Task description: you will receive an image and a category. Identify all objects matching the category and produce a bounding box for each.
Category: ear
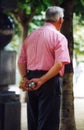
[59,17,62,24]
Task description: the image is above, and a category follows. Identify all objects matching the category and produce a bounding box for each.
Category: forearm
[40,62,64,84]
[18,63,27,78]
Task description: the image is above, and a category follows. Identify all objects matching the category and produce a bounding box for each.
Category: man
[18,6,70,130]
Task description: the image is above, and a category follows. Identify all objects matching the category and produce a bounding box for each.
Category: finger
[28,87,34,91]
[22,87,28,91]
[29,85,40,91]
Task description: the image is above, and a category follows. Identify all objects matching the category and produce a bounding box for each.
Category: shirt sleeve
[54,35,70,64]
[18,41,27,64]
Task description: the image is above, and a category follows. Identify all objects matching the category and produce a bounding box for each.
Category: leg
[37,76,61,130]
[27,71,61,130]
[27,91,38,130]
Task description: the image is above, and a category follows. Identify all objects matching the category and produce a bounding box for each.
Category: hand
[28,78,43,91]
[19,77,44,91]
[19,77,29,91]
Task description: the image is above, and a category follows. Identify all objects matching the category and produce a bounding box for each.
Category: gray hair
[45,6,64,22]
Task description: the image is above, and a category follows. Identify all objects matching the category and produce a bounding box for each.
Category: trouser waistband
[27,70,60,77]
[27,70,48,74]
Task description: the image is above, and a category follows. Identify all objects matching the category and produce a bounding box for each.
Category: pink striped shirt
[18,23,70,76]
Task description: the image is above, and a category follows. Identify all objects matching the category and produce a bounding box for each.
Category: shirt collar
[44,22,57,30]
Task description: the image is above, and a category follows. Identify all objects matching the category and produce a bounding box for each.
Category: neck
[51,22,61,30]
[50,18,63,31]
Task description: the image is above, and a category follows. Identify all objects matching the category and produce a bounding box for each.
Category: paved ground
[74,98,84,130]
[21,97,84,130]
[21,103,27,130]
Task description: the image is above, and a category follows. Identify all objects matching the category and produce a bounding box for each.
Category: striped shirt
[18,22,70,76]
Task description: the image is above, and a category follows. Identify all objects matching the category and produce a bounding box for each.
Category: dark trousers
[27,70,62,130]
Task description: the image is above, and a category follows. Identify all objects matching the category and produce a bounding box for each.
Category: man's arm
[18,63,27,78]
[18,63,29,91]
[29,62,64,91]
[40,62,64,84]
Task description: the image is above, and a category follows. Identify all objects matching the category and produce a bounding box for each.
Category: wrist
[39,76,47,85]
[22,74,28,80]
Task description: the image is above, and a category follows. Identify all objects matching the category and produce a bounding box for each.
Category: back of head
[45,6,64,22]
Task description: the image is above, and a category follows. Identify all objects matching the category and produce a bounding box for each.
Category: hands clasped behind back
[19,77,43,91]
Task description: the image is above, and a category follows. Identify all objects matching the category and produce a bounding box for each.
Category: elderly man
[18,6,70,130]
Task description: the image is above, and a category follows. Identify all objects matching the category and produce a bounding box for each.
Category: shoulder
[56,31,67,43]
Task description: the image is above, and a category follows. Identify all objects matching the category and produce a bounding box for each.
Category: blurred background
[0,0,84,130]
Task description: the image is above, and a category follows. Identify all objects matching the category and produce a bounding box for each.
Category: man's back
[24,23,65,70]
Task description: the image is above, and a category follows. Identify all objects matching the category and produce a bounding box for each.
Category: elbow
[58,62,64,70]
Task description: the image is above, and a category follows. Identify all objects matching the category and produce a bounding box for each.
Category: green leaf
[80,0,84,5]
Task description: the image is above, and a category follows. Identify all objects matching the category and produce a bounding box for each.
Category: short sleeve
[54,35,70,64]
[18,41,27,64]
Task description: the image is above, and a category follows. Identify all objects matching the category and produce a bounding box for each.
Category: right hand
[19,77,29,91]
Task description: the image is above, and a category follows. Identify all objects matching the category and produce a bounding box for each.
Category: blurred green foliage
[73,14,84,62]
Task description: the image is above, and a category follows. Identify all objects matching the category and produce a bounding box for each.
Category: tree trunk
[60,74,76,130]
[60,0,76,130]
[23,25,28,40]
